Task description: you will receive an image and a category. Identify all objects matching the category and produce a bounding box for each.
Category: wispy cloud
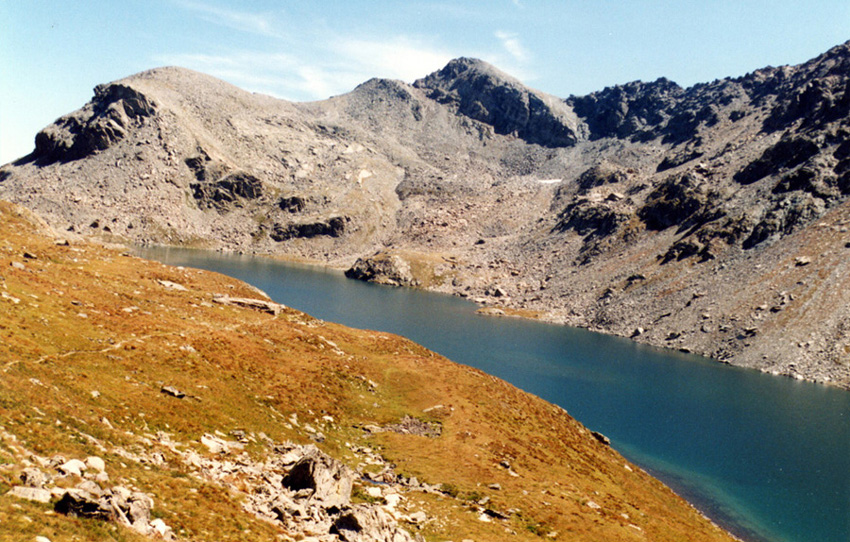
[331,36,455,83]
[159,1,534,101]
[495,30,530,64]
[155,35,456,101]
[174,1,277,37]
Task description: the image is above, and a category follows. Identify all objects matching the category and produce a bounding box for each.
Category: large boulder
[331,505,417,542]
[54,485,171,538]
[345,253,417,287]
[281,446,353,508]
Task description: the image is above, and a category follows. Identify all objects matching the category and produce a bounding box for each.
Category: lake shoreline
[137,241,850,392]
[135,244,850,542]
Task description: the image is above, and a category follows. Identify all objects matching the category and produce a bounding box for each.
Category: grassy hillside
[0,200,735,541]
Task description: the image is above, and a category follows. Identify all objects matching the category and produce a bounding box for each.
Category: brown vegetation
[0,200,734,541]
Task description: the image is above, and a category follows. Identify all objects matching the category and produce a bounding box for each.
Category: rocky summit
[4,41,850,387]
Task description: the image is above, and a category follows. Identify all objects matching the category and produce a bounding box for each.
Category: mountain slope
[3,42,850,386]
[0,200,735,541]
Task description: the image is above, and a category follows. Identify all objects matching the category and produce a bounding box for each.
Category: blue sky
[2,1,849,164]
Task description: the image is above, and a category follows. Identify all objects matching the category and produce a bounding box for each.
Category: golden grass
[0,201,735,541]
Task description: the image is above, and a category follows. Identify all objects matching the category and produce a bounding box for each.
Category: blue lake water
[138,246,850,542]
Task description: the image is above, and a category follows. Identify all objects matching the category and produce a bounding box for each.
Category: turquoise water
[138,247,850,542]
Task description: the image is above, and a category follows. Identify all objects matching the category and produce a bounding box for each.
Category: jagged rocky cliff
[3,41,850,387]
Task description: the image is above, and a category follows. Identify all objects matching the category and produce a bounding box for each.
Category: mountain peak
[414,57,584,147]
[424,57,516,84]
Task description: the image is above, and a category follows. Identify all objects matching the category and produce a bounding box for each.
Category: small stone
[10,262,25,270]
[407,511,427,524]
[85,456,106,472]
[591,431,611,445]
[384,493,402,508]
[200,434,227,454]
[8,486,51,503]
[150,518,173,538]
[157,279,188,291]
[491,286,507,297]
[75,480,103,497]
[36,537,52,542]
[58,459,87,477]
[20,468,49,488]
[160,386,185,399]
[794,256,811,266]
[365,486,382,498]
[488,483,501,490]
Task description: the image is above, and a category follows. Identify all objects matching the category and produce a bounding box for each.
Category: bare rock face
[568,77,684,142]
[638,172,719,231]
[734,136,821,186]
[413,57,585,147]
[31,83,156,165]
[271,216,348,242]
[8,486,52,503]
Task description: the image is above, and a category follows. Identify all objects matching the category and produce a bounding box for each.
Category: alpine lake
[138,246,850,542]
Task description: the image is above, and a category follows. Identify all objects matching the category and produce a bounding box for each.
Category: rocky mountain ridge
[3,41,850,387]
